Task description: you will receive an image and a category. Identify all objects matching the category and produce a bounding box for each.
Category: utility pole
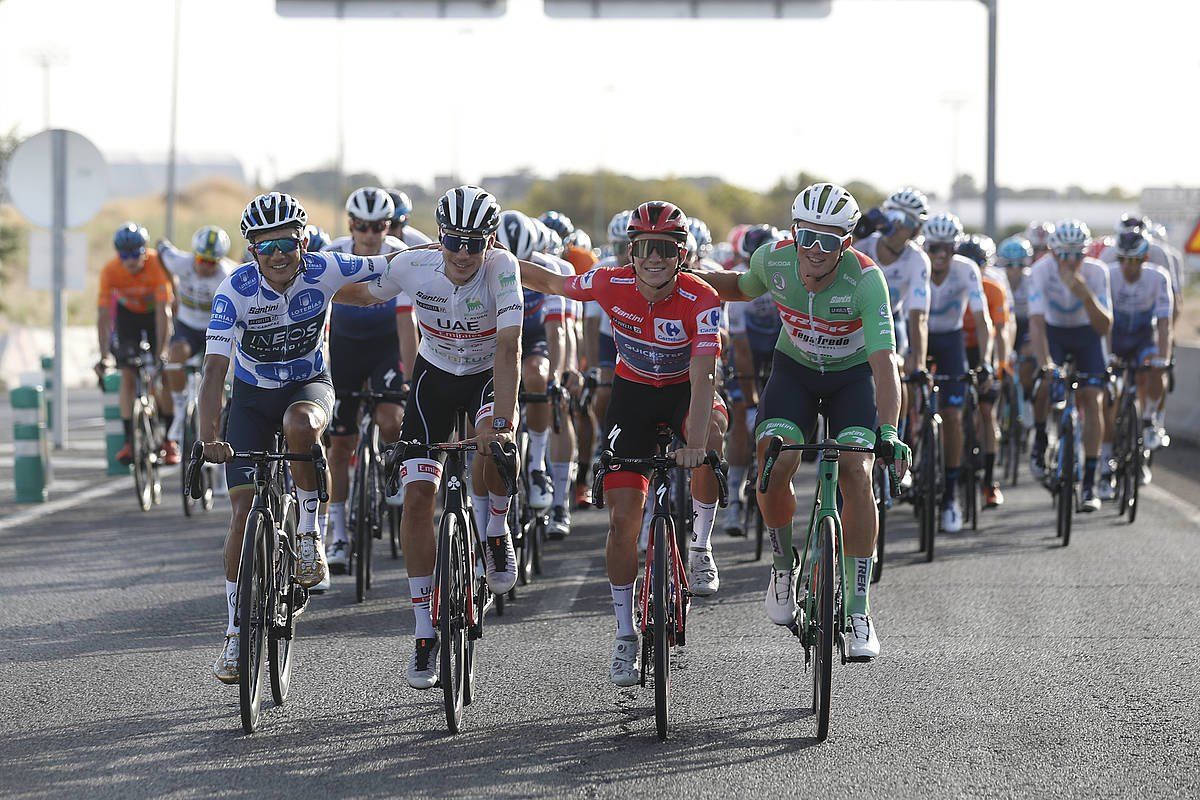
[164,0,182,240]
[982,0,998,236]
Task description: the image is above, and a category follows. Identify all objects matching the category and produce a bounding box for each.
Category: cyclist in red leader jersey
[521,201,728,688]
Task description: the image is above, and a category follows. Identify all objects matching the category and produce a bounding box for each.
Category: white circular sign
[3,129,109,228]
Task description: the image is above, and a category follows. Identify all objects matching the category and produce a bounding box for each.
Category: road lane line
[1142,483,1200,527]
[0,466,178,531]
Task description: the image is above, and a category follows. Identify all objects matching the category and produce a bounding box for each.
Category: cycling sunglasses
[118,247,145,260]
[880,209,918,235]
[250,237,303,256]
[351,220,389,234]
[631,239,682,260]
[792,226,849,254]
[196,255,220,266]
[925,242,955,256]
[441,232,489,254]
[1054,249,1084,261]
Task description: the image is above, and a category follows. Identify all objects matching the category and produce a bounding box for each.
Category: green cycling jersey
[736,239,896,372]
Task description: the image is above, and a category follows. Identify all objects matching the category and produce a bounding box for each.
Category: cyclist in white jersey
[923,213,989,533]
[998,236,1038,401]
[320,187,416,584]
[387,189,434,246]
[1027,219,1112,511]
[1098,230,1173,495]
[203,192,391,684]
[1100,215,1182,319]
[157,226,235,464]
[333,185,522,690]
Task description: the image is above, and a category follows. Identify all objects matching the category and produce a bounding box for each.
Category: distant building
[104,154,246,198]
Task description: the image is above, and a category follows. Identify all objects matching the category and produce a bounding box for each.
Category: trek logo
[855,558,869,596]
[655,318,686,343]
[696,308,722,336]
[288,289,325,320]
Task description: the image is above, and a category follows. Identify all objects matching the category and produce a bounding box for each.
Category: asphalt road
[1,410,1198,799]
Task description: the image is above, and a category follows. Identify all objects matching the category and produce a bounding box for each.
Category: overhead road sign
[277,0,505,16]
[3,129,108,229]
[544,0,831,17]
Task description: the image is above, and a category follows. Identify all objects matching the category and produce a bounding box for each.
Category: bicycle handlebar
[384,438,519,497]
[757,435,900,497]
[186,441,329,502]
[590,449,727,510]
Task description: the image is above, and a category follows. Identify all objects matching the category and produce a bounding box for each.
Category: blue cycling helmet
[113,222,149,252]
[539,210,574,240]
[996,236,1033,267]
[304,224,332,252]
[387,190,413,223]
[1115,230,1150,259]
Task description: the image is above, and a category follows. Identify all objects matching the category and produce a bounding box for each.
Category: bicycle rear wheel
[181,402,198,516]
[389,506,401,559]
[921,421,939,563]
[132,398,153,511]
[238,509,271,733]
[1127,421,1142,525]
[354,445,373,603]
[437,511,469,733]
[812,515,836,742]
[1057,420,1075,547]
[872,466,886,584]
[269,500,298,706]
[651,514,673,741]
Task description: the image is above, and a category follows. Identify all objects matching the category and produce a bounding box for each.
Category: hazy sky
[0,0,1193,196]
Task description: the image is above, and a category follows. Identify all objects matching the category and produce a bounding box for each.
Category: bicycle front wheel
[437,511,469,733]
[872,468,886,584]
[812,515,836,742]
[354,445,373,603]
[238,509,271,733]
[132,398,153,511]
[1127,422,1142,525]
[1057,423,1075,547]
[651,513,673,741]
[269,499,298,706]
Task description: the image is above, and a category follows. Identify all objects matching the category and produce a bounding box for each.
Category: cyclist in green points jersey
[697,183,910,660]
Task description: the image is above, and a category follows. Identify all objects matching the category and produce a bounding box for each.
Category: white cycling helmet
[791,183,861,233]
[345,186,394,222]
[531,218,552,253]
[882,187,930,224]
[1049,218,1090,250]
[436,184,501,234]
[545,228,564,257]
[240,192,307,239]
[191,225,231,260]
[608,210,634,244]
[565,228,592,252]
[497,210,537,261]
[923,212,964,244]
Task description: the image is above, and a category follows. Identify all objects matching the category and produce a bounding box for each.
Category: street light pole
[983,0,997,236]
[165,0,182,240]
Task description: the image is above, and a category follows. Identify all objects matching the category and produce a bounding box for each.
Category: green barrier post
[102,372,129,476]
[12,384,47,503]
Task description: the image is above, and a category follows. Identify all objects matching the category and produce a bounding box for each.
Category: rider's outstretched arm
[519,260,568,296]
[694,270,752,302]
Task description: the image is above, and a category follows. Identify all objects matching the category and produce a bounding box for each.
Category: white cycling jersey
[368,247,523,376]
[206,252,387,389]
[927,255,985,334]
[584,255,619,337]
[855,234,931,317]
[158,242,234,331]
[1027,254,1111,328]
[1107,261,1172,334]
[1100,239,1182,299]
[529,251,578,321]
[399,226,433,247]
[984,266,1014,315]
[1006,267,1033,320]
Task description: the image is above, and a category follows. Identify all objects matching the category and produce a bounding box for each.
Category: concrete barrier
[0,326,98,391]
[1167,344,1200,445]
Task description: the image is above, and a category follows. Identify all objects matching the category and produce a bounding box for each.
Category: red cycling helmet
[627,201,689,242]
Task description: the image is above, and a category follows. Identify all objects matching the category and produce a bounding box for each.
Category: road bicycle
[187,437,328,734]
[903,372,943,563]
[173,355,216,517]
[115,336,163,512]
[592,427,727,741]
[1110,360,1149,524]
[758,434,898,742]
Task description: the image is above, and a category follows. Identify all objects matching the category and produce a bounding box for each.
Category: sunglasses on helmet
[250,237,302,256]
[440,232,489,254]
[351,219,389,234]
[631,239,683,260]
[792,226,849,254]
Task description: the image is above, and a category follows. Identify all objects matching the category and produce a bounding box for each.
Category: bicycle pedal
[292,585,310,616]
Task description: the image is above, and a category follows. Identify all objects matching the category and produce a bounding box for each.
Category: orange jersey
[964,274,1008,349]
[98,251,174,315]
[563,245,598,275]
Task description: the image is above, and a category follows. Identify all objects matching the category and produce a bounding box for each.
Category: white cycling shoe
[609,635,640,687]
[326,539,349,573]
[941,502,964,533]
[213,634,239,684]
[406,636,439,690]
[482,533,517,594]
[687,548,720,596]
[845,613,880,661]
[1097,474,1116,501]
[765,562,799,626]
[296,531,327,589]
[528,470,553,510]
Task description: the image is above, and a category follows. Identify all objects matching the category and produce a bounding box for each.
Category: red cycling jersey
[563,266,722,387]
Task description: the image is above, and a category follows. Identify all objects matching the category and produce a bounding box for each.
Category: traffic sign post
[2,128,109,451]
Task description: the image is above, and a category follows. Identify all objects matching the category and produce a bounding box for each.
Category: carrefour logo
[288,288,325,320]
[654,318,686,343]
[209,295,235,330]
[696,308,722,335]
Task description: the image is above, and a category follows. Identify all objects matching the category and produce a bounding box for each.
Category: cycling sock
[297,487,320,537]
[225,580,239,635]
[984,453,996,486]
[471,494,489,544]
[318,504,328,544]
[122,418,133,441]
[169,392,185,439]
[844,556,872,616]
[328,501,347,545]
[550,461,572,509]
[944,467,961,504]
[727,464,747,500]
[487,492,510,537]
[409,575,434,639]
[527,428,549,475]
[1100,442,1113,471]
[690,499,717,550]
[770,521,794,572]
[1083,457,1098,491]
[610,582,636,638]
